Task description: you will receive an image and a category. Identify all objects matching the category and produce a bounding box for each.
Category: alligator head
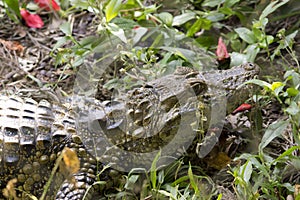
[82,63,259,170]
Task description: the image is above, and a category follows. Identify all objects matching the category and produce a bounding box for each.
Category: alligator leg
[53,135,98,200]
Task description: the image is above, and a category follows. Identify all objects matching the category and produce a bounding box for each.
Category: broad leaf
[172,12,196,26]
[107,23,127,43]
[224,0,241,7]
[285,101,300,116]
[202,0,224,7]
[259,120,289,151]
[105,0,122,22]
[230,52,248,66]
[112,17,139,29]
[187,18,203,37]
[60,22,72,36]
[4,0,20,18]
[244,79,272,91]
[235,27,256,44]
[287,87,299,97]
[157,12,173,26]
[245,44,259,62]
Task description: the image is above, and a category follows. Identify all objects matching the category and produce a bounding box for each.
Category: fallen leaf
[62,147,80,174]
[0,39,24,55]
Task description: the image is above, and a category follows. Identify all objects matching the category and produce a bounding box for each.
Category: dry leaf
[0,39,24,55]
[206,152,231,170]
[62,147,80,174]
[2,178,19,200]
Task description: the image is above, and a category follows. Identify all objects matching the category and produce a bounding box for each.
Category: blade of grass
[188,163,199,195]
[150,150,161,189]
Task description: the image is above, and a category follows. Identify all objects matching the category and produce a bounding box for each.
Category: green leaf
[112,17,139,29]
[188,164,199,195]
[224,0,241,7]
[150,150,161,189]
[287,87,299,97]
[284,70,300,86]
[105,0,122,22]
[252,28,264,41]
[133,27,148,44]
[171,175,189,186]
[271,81,285,96]
[244,79,272,91]
[69,0,90,9]
[60,22,72,36]
[240,160,252,182]
[219,7,234,16]
[124,174,139,190]
[144,4,157,14]
[107,23,127,43]
[4,0,20,18]
[157,12,173,26]
[234,27,256,44]
[202,0,224,7]
[169,185,179,199]
[172,12,196,26]
[205,12,225,22]
[230,52,248,66]
[157,190,172,198]
[271,30,298,60]
[245,44,260,62]
[52,36,69,51]
[259,120,289,151]
[271,82,285,91]
[285,101,300,115]
[159,46,198,62]
[274,146,300,164]
[248,156,269,176]
[258,35,274,48]
[157,170,165,185]
[259,0,289,21]
[284,30,298,49]
[187,18,201,36]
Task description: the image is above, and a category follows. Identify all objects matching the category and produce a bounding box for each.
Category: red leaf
[216,37,230,61]
[34,0,60,11]
[20,9,44,28]
[232,103,252,114]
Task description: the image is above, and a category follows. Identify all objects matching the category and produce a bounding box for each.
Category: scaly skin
[0,63,259,199]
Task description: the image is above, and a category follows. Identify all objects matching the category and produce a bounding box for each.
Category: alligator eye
[245,62,255,70]
[191,81,207,95]
[144,84,154,89]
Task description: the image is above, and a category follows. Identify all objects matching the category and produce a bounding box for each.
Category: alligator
[0,63,259,199]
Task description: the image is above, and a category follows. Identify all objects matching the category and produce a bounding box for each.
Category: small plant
[231,30,300,198]
[122,154,218,200]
